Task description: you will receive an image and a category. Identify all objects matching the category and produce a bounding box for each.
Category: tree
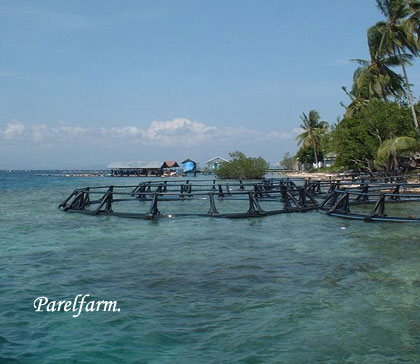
[279,152,295,170]
[351,24,409,102]
[215,151,268,179]
[295,145,323,166]
[296,110,329,167]
[332,99,416,170]
[375,0,420,131]
[406,0,420,38]
[377,136,419,170]
[341,85,370,118]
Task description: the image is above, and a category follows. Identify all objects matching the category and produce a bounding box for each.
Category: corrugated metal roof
[107,161,163,169]
[181,158,198,164]
[324,152,337,158]
[162,161,179,168]
[204,156,228,164]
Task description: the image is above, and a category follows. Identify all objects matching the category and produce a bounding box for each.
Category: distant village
[107,157,229,177]
[106,153,339,177]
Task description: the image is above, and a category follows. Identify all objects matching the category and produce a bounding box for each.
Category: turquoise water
[1,171,420,363]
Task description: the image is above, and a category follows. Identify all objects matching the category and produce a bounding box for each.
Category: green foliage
[296,110,329,166]
[279,152,295,170]
[215,151,268,179]
[375,0,419,57]
[296,145,324,165]
[377,136,419,170]
[350,24,408,102]
[378,136,419,159]
[340,0,420,131]
[331,100,416,170]
[294,0,420,172]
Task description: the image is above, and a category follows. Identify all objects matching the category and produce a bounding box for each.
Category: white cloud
[139,118,297,146]
[141,118,218,146]
[2,121,25,139]
[103,126,142,137]
[32,124,48,142]
[292,127,304,134]
[2,118,298,146]
[51,126,90,136]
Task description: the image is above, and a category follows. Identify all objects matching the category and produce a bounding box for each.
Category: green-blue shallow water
[1,171,420,363]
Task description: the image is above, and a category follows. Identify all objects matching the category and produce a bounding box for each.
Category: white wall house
[204,157,228,171]
[323,153,337,168]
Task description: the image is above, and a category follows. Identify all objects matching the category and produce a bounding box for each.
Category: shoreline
[281,171,420,183]
[280,171,339,180]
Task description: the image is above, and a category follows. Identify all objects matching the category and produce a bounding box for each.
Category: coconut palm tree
[377,135,419,170]
[296,110,329,167]
[375,0,420,131]
[341,85,370,118]
[406,0,420,37]
[351,24,409,102]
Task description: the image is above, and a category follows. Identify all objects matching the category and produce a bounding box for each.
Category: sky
[1,0,420,169]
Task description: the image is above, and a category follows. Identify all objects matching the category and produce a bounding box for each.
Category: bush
[215,151,268,179]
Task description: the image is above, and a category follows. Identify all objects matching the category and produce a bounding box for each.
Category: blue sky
[1,0,420,169]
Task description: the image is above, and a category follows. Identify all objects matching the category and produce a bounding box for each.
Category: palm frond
[378,136,419,159]
[350,59,370,66]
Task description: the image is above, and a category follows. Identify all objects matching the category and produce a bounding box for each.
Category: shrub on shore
[215,151,268,179]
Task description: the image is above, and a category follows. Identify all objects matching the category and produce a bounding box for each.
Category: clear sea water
[1,171,420,363]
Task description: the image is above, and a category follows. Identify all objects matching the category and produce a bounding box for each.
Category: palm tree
[350,24,409,102]
[406,0,420,36]
[296,110,329,167]
[341,85,370,118]
[377,135,419,170]
[375,0,420,131]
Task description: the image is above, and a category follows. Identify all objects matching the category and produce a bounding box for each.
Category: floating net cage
[319,182,420,222]
[59,174,420,222]
[59,179,318,219]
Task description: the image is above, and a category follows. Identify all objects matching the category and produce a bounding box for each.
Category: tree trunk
[380,84,388,102]
[393,153,399,171]
[311,134,319,168]
[397,47,419,133]
[386,155,392,172]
